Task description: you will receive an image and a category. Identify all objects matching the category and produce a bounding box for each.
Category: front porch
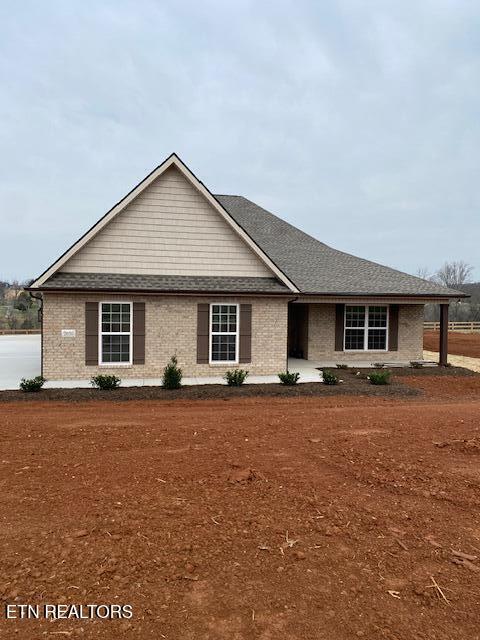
[287,300,451,367]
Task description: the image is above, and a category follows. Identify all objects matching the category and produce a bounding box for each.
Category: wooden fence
[424,321,480,332]
[0,329,41,335]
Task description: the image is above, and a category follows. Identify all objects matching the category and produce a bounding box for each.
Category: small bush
[322,369,339,385]
[368,370,391,385]
[336,363,349,370]
[163,355,183,389]
[91,374,121,390]
[20,376,46,392]
[278,371,300,385]
[224,369,249,386]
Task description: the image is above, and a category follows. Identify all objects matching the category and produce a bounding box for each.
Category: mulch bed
[347,365,476,378]
[0,379,419,402]
[1,366,475,402]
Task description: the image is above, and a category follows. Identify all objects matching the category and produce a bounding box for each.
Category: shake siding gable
[61,167,273,278]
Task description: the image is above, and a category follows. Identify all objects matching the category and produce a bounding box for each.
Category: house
[28,153,465,382]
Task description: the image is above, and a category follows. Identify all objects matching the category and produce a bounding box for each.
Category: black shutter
[239,304,252,363]
[334,304,345,351]
[133,302,145,364]
[388,305,399,351]
[85,302,98,365]
[197,303,210,364]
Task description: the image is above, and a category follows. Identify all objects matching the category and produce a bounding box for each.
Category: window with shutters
[99,302,132,365]
[209,303,239,364]
[344,305,388,351]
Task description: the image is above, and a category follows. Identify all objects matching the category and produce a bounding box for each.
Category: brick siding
[43,293,288,379]
[43,294,425,379]
[307,303,424,363]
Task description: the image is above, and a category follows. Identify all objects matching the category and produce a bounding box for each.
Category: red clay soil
[424,330,480,358]
[1,377,480,639]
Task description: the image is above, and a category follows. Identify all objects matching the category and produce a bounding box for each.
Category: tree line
[0,279,40,330]
[416,261,480,321]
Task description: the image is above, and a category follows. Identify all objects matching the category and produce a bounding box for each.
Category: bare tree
[434,261,473,289]
[9,280,23,298]
[416,266,432,281]
[5,308,20,330]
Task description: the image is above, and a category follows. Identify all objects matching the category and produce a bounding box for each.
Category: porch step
[378,362,413,368]
[409,360,438,368]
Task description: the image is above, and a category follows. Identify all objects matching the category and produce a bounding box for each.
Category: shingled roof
[40,273,290,294]
[31,153,467,298]
[216,195,465,298]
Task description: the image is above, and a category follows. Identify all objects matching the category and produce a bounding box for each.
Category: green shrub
[336,363,348,369]
[90,374,121,390]
[20,376,46,392]
[322,369,339,385]
[224,369,249,386]
[278,371,300,385]
[162,355,183,389]
[368,370,391,385]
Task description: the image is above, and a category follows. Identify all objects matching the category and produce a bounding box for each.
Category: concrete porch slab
[288,357,420,370]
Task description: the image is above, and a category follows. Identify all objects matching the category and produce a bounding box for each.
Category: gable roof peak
[30,155,298,292]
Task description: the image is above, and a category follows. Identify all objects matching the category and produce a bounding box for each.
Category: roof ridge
[213,193,242,197]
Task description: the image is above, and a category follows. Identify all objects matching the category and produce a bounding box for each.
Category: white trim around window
[344,304,389,352]
[98,301,133,366]
[209,303,239,365]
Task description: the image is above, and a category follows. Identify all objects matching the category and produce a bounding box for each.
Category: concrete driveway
[0,335,41,390]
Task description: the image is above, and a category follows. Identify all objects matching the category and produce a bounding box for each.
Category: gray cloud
[1,0,478,281]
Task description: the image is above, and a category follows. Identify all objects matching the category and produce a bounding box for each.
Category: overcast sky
[1,0,478,283]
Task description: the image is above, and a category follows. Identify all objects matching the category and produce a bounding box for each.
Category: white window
[210,303,239,363]
[99,302,132,365]
[344,305,388,351]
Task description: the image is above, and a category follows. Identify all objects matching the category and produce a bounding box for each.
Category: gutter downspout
[29,292,43,378]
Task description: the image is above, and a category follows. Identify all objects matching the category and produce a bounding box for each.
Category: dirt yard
[1,376,480,639]
[424,330,480,358]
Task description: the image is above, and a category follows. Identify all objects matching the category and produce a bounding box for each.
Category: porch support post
[439,303,449,366]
